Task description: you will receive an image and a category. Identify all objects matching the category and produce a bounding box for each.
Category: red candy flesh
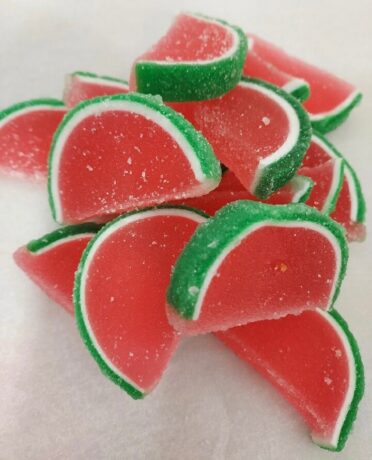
[57,111,205,223]
[0,107,66,178]
[80,211,204,393]
[216,309,352,447]
[14,235,92,313]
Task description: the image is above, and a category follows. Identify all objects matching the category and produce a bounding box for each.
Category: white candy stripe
[291,177,312,203]
[0,104,66,130]
[192,220,342,320]
[309,90,361,121]
[74,74,129,90]
[137,13,240,66]
[50,99,208,222]
[282,78,309,94]
[241,80,300,194]
[311,309,356,449]
[322,158,344,214]
[31,233,95,255]
[79,208,207,393]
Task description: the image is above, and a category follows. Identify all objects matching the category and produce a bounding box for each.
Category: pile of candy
[3,12,365,452]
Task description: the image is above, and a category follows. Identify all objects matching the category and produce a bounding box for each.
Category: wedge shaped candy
[130,13,247,101]
[243,47,310,102]
[171,77,311,199]
[167,201,348,335]
[14,224,99,313]
[248,34,362,133]
[216,308,364,451]
[0,99,67,179]
[63,71,129,108]
[302,133,366,241]
[178,175,313,215]
[75,206,207,398]
[48,93,221,224]
[300,159,344,214]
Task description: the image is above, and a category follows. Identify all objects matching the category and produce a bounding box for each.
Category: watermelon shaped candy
[63,71,129,108]
[248,34,362,133]
[167,201,348,335]
[299,159,344,215]
[75,206,207,398]
[14,224,99,313]
[130,13,247,101]
[243,46,310,102]
[0,99,67,179]
[48,92,221,224]
[217,308,364,451]
[171,77,312,199]
[177,175,313,216]
[301,133,366,241]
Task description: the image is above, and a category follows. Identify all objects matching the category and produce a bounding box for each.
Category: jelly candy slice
[216,308,364,451]
[14,224,99,313]
[167,201,348,335]
[171,77,311,199]
[64,71,129,108]
[75,206,207,398]
[0,99,66,179]
[48,93,221,224]
[130,12,247,101]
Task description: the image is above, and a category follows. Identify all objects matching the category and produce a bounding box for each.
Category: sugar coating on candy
[167,201,348,335]
[171,77,311,199]
[130,12,247,101]
[14,224,99,312]
[48,92,221,224]
[248,34,362,133]
[216,308,364,451]
[302,133,366,240]
[176,175,313,215]
[300,159,344,214]
[74,206,207,398]
[243,42,310,102]
[63,71,130,108]
[0,99,67,179]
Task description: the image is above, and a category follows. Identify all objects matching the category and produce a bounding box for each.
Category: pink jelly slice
[169,224,340,336]
[249,34,359,122]
[216,309,357,449]
[76,209,205,396]
[0,102,67,178]
[171,81,293,193]
[64,73,129,108]
[52,98,219,224]
[129,13,235,89]
[299,159,342,213]
[14,234,93,313]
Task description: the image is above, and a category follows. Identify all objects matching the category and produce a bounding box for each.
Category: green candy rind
[135,13,248,101]
[71,71,129,86]
[27,223,101,253]
[312,131,366,223]
[311,92,362,134]
[319,310,365,452]
[290,83,310,103]
[0,98,65,123]
[241,77,312,199]
[48,92,221,222]
[167,201,348,320]
[291,176,314,203]
[74,205,208,400]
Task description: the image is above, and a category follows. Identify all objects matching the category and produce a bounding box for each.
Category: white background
[0,1,371,459]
